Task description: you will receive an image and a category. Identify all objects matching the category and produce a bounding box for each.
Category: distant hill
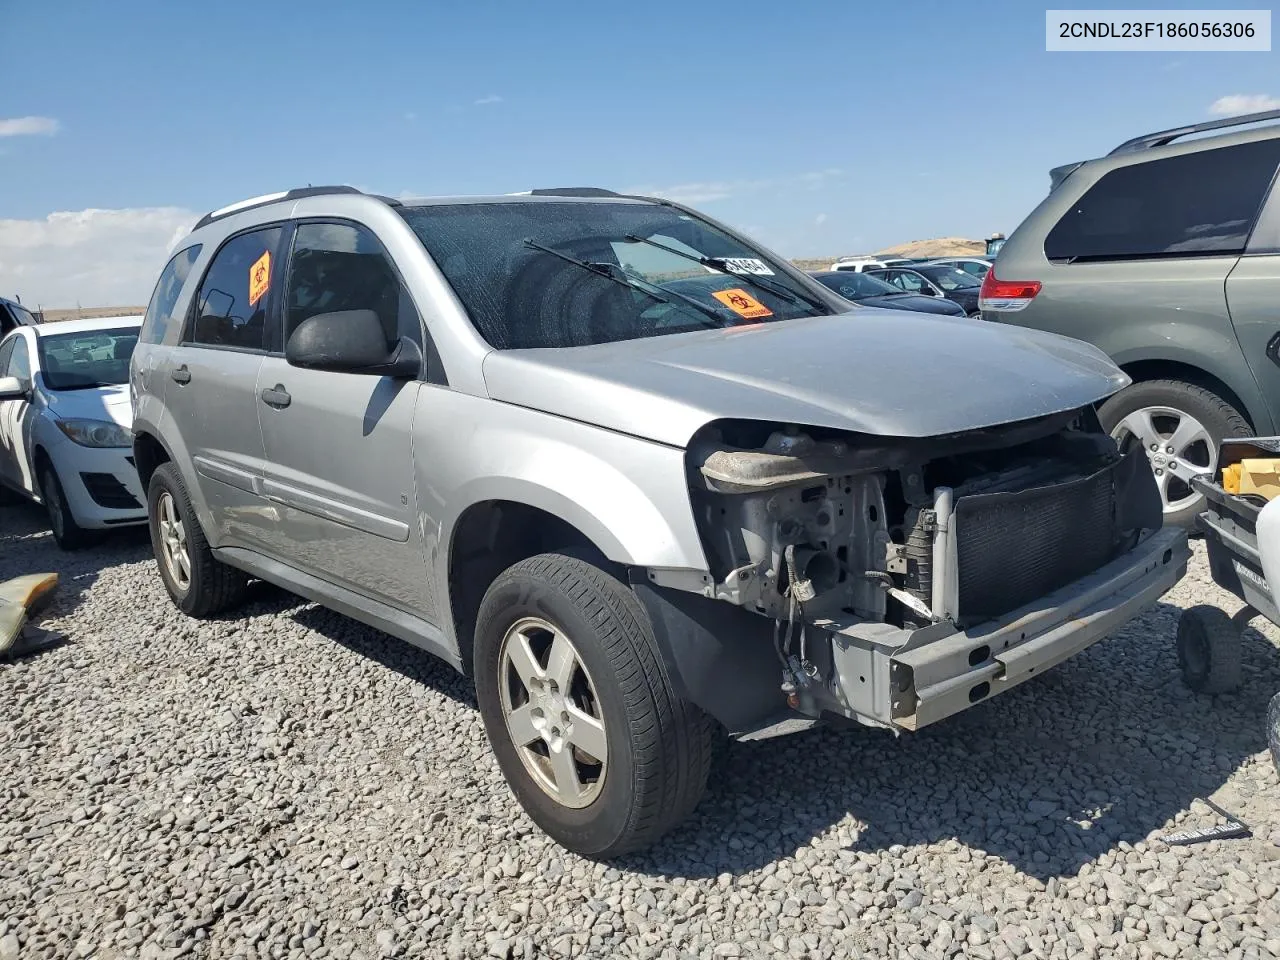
[38,306,146,323]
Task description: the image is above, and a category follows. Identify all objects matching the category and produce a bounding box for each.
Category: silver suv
[983,109,1280,526]
[131,185,1189,857]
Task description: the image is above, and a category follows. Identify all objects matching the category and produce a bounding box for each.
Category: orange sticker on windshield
[712,288,772,319]
[248,250,271,307]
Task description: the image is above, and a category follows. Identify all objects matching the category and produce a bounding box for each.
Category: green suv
[983,109,1280,526]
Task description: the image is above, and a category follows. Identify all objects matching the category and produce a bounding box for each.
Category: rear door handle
[171,364,191,384]
[260,384,291,409]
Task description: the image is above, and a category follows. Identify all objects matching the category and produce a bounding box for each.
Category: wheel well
[449,501,596,676]
[132,431,171,491]
[1118,360,1255,430]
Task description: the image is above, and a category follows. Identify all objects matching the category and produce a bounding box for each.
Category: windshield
[399,201,829,349]
[10,303,37,327]
[916,266,981,290]
[813,272,900,299]
[38,327,138,390]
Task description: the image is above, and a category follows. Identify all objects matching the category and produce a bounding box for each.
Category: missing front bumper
[851,527,1188,730]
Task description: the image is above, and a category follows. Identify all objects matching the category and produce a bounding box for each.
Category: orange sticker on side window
[711,288,772,319]
[248,250,271,307]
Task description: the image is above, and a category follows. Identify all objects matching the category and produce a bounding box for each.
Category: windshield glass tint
[918,266,979,290]
[38,327,138,389]
[400,201,826,349]
[11,304,37,327]
[815,272,899,298]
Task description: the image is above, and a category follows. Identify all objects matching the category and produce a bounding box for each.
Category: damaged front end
[636,409,1189,738]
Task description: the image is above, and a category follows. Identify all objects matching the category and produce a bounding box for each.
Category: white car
[828,257,914,273]
[0,316,145,548]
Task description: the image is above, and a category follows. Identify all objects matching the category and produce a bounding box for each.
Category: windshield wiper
[622,235,827,311]
[521,239,729,328]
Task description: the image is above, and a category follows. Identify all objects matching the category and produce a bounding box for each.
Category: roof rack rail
[528,187,621,198]
[1108,108,1280,156]
[193,185,396,230]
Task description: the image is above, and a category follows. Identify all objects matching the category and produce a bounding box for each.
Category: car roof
[31,316,143,336]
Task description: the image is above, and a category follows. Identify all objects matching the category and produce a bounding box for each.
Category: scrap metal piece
[0,573,59,655]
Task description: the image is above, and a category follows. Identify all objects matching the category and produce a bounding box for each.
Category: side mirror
[0,375,27,401]
[285,310,421,379]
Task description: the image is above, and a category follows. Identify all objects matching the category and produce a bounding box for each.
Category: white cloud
[627,169,844,205]
[815,213,828,225]
[0,116,60,137]
[474,94,503,106]
[0,207,198,308]
[1209,94,1280,116]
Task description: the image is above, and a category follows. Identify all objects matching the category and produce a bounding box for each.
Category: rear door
[1227,172,1280,428]
[254,220,431,615]
[164,226,286,550]
[132,244,203,413]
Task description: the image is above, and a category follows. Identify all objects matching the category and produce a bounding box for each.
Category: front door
[164,226,286,550]
[255,220,432,617]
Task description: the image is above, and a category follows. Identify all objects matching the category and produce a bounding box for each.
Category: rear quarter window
[140,245,202,345]
[1045,138,1280,262]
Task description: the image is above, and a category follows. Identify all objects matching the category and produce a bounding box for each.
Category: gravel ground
[2,497,1279,960]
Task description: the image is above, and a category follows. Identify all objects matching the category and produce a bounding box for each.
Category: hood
[42,381,133,428]
[855,293,964,315]
[482,309,1128,447]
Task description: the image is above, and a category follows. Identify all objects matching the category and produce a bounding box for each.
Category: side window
[284,222,421,348]
[0,307,14,337]
[1045,138,1280,262]
[0,337,14,374]
[188,228,284,351]
[6,338,31,382]
[141,245,202,345]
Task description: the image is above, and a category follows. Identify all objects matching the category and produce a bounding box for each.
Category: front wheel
[39,462,94,550]
[1098,379,1251,528]
[473,552,713,858]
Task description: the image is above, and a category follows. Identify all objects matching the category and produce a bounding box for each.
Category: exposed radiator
[952,459,1119,624]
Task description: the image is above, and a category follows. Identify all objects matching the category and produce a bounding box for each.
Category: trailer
[1179,438,1280,777]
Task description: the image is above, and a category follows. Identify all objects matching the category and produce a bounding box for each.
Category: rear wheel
[147,463,248,617]
[1099,379,1251,528]
[473,552,713,858]
[38,462,94,550]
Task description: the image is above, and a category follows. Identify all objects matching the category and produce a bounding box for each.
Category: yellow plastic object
[1231,458,1280,500]
[0,573,59,653]
[1223,462,1242,494]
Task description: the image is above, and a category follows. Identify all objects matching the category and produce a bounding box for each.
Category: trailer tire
[1176,605,1242,694]
[1267,690,1280,781]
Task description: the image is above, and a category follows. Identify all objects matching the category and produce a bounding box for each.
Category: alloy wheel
[497,616,608,809]
[1111,405,1214,515]
[156,491,192,591]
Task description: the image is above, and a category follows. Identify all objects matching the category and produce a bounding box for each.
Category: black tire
[1176,605,1243,694]
[147,463,248,617]
[1267,691,1280,782]
[473,552,713,858]
[1098,379,1252,529]
[38,461,94,550]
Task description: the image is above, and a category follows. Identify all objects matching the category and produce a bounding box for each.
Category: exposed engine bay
[679,408,1168,731]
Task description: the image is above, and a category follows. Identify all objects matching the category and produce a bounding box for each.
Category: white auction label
[1046,9,1270,51]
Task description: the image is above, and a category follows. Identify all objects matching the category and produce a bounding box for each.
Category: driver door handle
[170,364,191,384]
[260,384,291,409]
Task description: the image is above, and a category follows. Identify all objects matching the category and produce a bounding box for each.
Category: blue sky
[2,0,1278,306]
